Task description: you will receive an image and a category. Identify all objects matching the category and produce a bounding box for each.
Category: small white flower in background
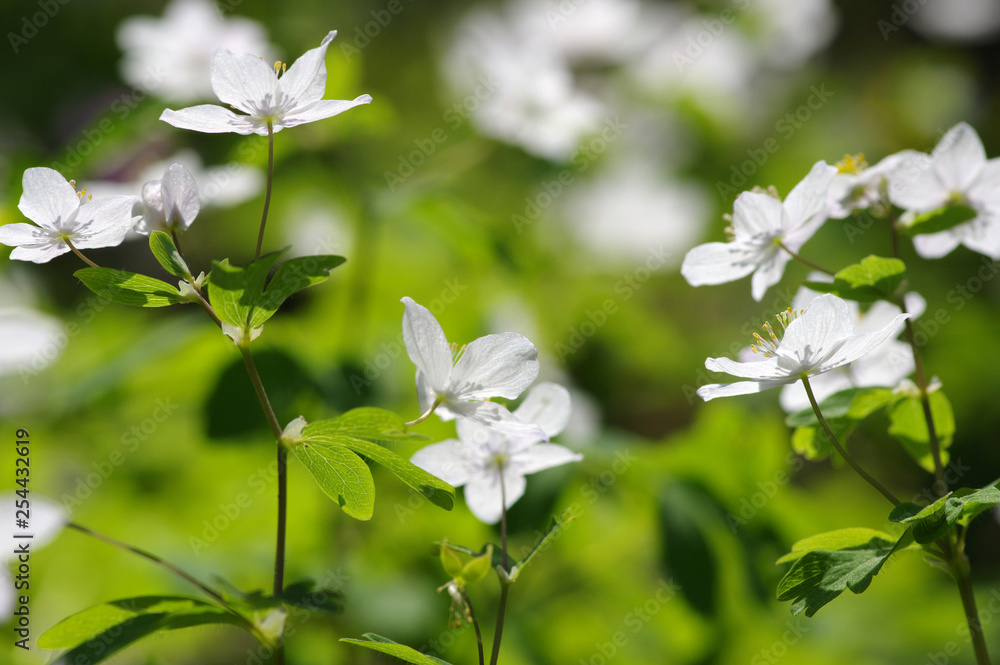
[134,163,200,235]
[0,307,63,378]
[400,297,542,437]
[681,161,837,302]
[697,293,908,402]
[2,495,67,618]
[827,152,912,219]
[411,383,582,524]
[775,280,924,413]
[161,31,372,136]
[117,0,275,103]
[0,168,138,264]
[889,122,1000,259]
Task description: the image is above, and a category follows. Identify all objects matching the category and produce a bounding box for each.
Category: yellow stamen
[836,153,867,175]
[750,308,804,357]
[273,61,286,77]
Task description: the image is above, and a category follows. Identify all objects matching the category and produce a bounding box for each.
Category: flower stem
[777,240,835,276]
[237,346,287,665]
[460,587,486,665]
[489,474,511,665]
[950,546,992,665]
[65,239,99,268]
[405,397,442,427]
[67,522,231,610]
[801,375,900,506]
[255,121,275,261]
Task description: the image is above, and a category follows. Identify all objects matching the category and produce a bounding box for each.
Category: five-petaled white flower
[697,293,909,401]
[889,122,1000,260]
[400,296,542,436]
[681,160,837,302]
[134,162,201,235]
[160,31,372,136]
[411,382,582,524]
[0,168,138,264]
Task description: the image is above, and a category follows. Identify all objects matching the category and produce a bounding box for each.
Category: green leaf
[293,441,376,520]
[75,268,185,308]
[302,409,454,511]
[890,487,1000,544]
[787,388,900,462]
[776,530,913,616]
[207,251,345,331]
[888,392,955,473]
[39,596,252,664]
[439,540,465,579]
[776,528,897,564]
[149,231,191,278]
[278,580,345,616]
[804,255,906,303]
[341,633,453,665]
[250,254,346,328]
[905,204,977,237]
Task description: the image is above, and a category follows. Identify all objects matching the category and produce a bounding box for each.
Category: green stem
[65,239,99,268]
[489,473,510,665]
[405,397,443,427]
[67,523,232,610]
[255,121,275,260]
[777,240,835,276]
[950,547,992,665]
[801,376,900,506]
[461,588,486,665]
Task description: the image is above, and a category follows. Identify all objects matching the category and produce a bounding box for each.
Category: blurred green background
[3,0,1000,663]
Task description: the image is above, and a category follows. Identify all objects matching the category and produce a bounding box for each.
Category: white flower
[117,0,275,103]
[681,161,837,301]
[827,152,911,219]
[0,168,138,264]
[776,281,924,412]
[0,307,63,378]
[697,293,909,401]
[889,122,1000,259]
[134,163,200,235]
[411,383,582,524]
[2,494,67,619]
[400,297,541,436]
[160,31,372,136]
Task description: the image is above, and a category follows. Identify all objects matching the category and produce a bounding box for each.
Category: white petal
[705,355,788,380]
[463,468,527,524]
[777,294,854,365]
[279,31,337,108]
[6,238,70,263]
[71,197,140,249]
[913,230,962,258]
[18,168,80,231]
[450,332,538,400]
[934,122,986,192]
[957,217,1000,260]
[851,339,914,388]
[819,313,909,372]
[697,378,792,401]
[161,163,200,230]
[681,241,762,287]
[749,249,790,302]
[211,49,279,115]
[889,152,947,212]
[513,382,571,437]
[160,105,258,134]
[400,297,453,395]
[0,223,61,260]
[779,369,853,413]
[277,95,372,129]
[409,439,475,487]
[783,161,836,228]
[730,191,786,239]
[446,400,547,440]
[513,443,582,475]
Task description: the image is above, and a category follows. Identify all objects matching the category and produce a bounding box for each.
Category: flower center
[836,153,867,175]
[750,307,803,357]
[273,61,287,78]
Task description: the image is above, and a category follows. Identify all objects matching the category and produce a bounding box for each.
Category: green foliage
[301,408,454,511]
[804,255,906,303]
[777,529,915,617]
[149,231,192,279]
[788,388,901,461]
[341,633,454,665]
[904,204,977,237]
[206,251,345,333]
[292,440,377,520]
[776,528,897,564]
[889,487,1000,544]
[38,596,254,664]
[888,391,955,472]
[75,267,186,307]
[658,481,718,616]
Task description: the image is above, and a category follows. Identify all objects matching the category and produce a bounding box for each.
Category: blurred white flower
[0,168,138,264]
[910,0,1000,43]
[889,122,1000,260]
[0,307,63,378]
[682,161,836,301]
[161,31,371,136]
[749,0,838,69]
[777,280,925,413]
[827,153,911,219]
[134,163,200,235]
[562,161,709,265]
[117,0,275,103]
[411,383,581,524]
